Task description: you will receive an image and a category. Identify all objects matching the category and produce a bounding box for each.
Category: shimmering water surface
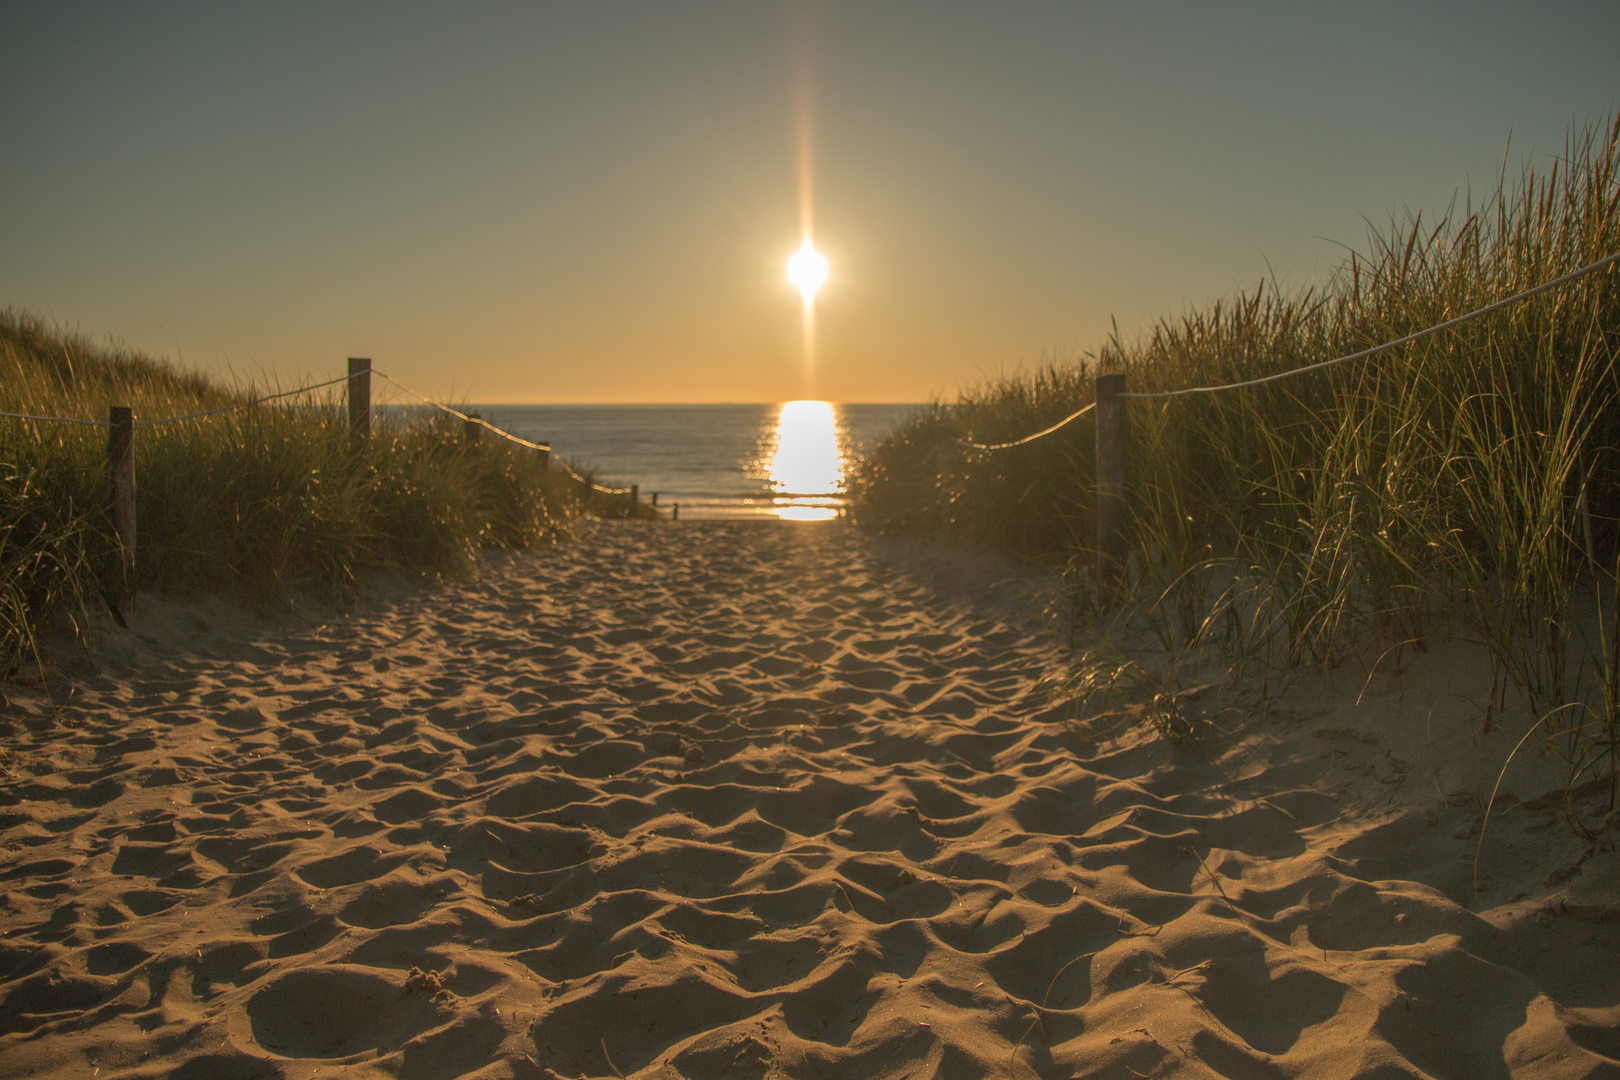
[462,403,921,519]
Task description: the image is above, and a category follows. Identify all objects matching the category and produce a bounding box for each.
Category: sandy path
[1,520,1616,1079]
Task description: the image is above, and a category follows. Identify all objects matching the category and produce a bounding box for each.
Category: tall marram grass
[1,312,596,667]
[850,113,1620,822]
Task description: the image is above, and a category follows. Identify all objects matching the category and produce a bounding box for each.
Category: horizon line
[380,400,934,408]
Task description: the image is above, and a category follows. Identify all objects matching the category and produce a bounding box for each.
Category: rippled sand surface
[2,520,1616,1078]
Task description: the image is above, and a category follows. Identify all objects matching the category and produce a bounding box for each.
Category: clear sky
[2,2,1616,403]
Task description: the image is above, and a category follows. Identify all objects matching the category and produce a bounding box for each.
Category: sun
[787,240,828,305]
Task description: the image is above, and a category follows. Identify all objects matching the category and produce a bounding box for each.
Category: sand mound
[1,520,1616,1078]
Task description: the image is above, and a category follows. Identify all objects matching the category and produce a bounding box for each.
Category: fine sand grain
[1,520,1617,1079]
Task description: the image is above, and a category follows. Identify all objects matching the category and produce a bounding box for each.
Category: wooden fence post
[347,358,371,445]
[1095,372,1129,592]
[464,416,482,446]
[106,406,136,615]
[672,503,680,521]
[630,484,639,515]
[651,492,659,507]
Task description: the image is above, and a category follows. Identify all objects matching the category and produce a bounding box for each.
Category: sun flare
[787,241,828,306]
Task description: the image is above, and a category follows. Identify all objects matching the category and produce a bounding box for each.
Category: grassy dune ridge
[0,313,600,665]
[849,113,1620,818]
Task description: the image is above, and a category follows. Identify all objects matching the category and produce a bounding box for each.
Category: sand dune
[1,520,1616,1078]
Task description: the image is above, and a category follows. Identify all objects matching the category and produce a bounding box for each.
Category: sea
[451,403,923,520]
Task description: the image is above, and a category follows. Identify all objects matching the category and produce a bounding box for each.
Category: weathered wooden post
[347,357,371,446]
[651,492,659,506]
[630,484,639,515]
[1095,372,1129,593]
[934,420,959,533]
[672,503,680,521]
[106,406,136,615]
[463,416,482,446]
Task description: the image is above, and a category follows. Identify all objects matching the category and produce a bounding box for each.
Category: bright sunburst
[787,240,828,306]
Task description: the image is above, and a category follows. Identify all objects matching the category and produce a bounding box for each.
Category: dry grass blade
[600,1037,625,1078]
[1183,845,1238,908]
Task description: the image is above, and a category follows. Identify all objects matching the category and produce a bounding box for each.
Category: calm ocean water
[458,403,923,519]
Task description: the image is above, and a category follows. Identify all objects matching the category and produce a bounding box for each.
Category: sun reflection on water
[768,401,842,521]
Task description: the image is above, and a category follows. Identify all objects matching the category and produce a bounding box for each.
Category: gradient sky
[2,3,1617,403]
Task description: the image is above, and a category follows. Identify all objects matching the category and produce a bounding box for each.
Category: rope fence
[2,357,655,613]
[0,373,355,428]
[374,372,551,453]
[941,248,1620,588]
[374,371,633,496]
[0,409,113,427]
[954,401,1095,451]
[9,247,1614,605]
[1120,248,1620,400]
[137,373,354,424]
[950,249,1620,453]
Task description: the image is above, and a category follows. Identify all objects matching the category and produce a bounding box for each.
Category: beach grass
[848,112,1620,821]
[0,311,610,667]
